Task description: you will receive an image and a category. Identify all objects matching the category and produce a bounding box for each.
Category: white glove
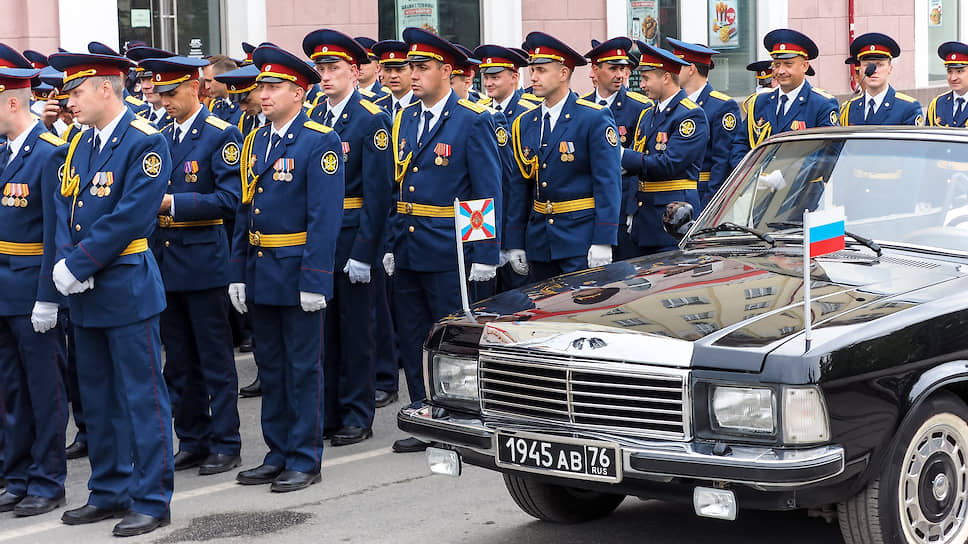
[587,244,612,268]
[507,249,529,276]
[228,283,247,314]
[468,263,497,282]
[300,291,327,312]
[53,259,93,295]
[756,170,787,192]
[382,252,395,276]
[499,249,510,267]
[30,301,58,333]
[626,215,633,234]
[343,258,371,284]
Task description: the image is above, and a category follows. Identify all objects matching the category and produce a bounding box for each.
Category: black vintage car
[398,127,968,544]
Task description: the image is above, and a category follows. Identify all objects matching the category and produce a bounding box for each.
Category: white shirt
[594,90,616,108]
[93,108,127,151]
[7,120,38,163]
[656,94,677,115]
[776,80,806,117]
[149,105,166,123]
[171,104,204,144]
[416,90,451,143]
[323,91,354,127]
[494,93,514,113]
[266,113,298,158]
[863,88,889,116]
[954,90,968,117]
[687,88,703,104]
[540,94,567,140]
[391,90,414,115]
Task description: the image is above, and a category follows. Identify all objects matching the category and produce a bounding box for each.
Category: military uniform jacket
[147,109,171,129]
[54,110,172,328]
[237,112,266,137]
[740,81,839,151]
[389,91,502,271]
[926,90,968,127]
[124,90,151,118]
[153,107,242,291]
[840,86,923,126]
[0,125,66,316]
[309,90,394,265]
[374,92,420,121]
[210,97,243,125]
[231,112,344,304]
[479,89,540,123]
[507,92,622,261]
[694,84,744,200]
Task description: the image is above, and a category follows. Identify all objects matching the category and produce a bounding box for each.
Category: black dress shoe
[331,426,373,447]
[112,511,170,537]
[239,378,262,398]
[61,504,128,525]
[375,390,398,408]
[270,470,321,493]
[198,453,241,476]
[239,336,254,352]
[0,491,23,512]
[392,436,431,453]
[13,495,65,516]
[236,464,283,485]
[65,441,88,460]
[173,450,208,471]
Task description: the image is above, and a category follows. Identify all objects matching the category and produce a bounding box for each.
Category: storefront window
[928,0,959,82]
[378,0,481,49]
[627,0,680,90]
[118,0,222,57]
[705,0,757,98]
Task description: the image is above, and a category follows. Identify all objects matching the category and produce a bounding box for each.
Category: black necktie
[150,111,158,123]
[418,110,433,147]
[866,98,876,121]
[89,134,101,169]
[270,133,281,149]
[495,104,502,112]
[777,94,789,118]
[599,99,607,106]
[172,127,181,144]
[541,111,552,147]
[325,110,335,127]
[957,98,965,121]
[393,102,401,118]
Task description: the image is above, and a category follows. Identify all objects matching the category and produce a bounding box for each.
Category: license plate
[495,431,621,483]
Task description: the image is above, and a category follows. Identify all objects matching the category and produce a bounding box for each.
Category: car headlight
[431,353,479,404]
[782,386,829,444]
[711,386,775,435]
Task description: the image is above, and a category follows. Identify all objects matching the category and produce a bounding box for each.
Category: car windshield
[690,136,968,253]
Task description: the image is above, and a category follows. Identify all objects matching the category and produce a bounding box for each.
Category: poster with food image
[709,0,739,49]
[929,0,943,27]
[397,0,439,39]
[628,1,659,46]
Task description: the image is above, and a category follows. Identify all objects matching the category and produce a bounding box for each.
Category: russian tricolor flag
[804,206,846,258]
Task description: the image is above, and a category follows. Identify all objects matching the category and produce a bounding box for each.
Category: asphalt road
[0,352,846,543]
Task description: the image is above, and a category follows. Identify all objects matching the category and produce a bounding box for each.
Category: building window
[928,0,959,83]
[627,1,681,91]
[378,0,481,49]
[118,0,222,57]
[705,0,757,97]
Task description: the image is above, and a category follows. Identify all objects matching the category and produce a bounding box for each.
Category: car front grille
[479,348,690,440]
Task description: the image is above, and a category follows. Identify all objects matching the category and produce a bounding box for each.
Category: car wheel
[838,392,968,544]
[503,474,625,523]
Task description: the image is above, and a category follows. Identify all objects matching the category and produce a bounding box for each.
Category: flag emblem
[805,206,845,258]
[457,198,495,242]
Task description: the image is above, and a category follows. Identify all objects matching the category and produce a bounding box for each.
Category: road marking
[0,447,393,542]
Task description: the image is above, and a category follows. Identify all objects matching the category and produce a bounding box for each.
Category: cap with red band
[524,31,587,69]
[0,67,40,92]
[939,41,968,68]
[252,44,321,89]
[851,33,901,61]
[138,56,208,93]
[302,29,368,65]
[584,37,634,67]
[48,52,134,92]
[763,29,819,60]
[402,27,466,67]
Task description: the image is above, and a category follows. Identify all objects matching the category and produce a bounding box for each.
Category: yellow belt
[638,179,698,192]
[699,172,711,182]
[344,197,364,210]
[120,238,149,256]
[0,240,43,256]
[248,231,307,248]
[157,216,224,228]
[532,197,596,215]
[396,201,454,218]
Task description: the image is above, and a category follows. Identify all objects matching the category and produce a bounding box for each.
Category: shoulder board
[458,98,487,114]
[521,92,543,102]
[518,99,539,111]
[374,94,389,104]
[580,91,594,100]
[205,116,231,130]
[39,131,66,147]
[894,92,917,103]
[359,88,376,98]
[130,118,159,135]
[575,98,604,110]
[359,98,383,115]
[679,97,699,110]
[304,120,333,134]
[709,90,733,102]
[812,87,836,100]
[380,86,391,94]
[125,95,145,107]
[302,101,313,110]
[625,91,651,105]
[401,100,421,111]
[477,97,492,106]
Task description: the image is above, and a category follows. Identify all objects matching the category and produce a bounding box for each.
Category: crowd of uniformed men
[0,22,959,536]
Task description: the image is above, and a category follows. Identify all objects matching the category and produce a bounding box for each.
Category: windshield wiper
[691,222,775,247]
[766,221,882,256]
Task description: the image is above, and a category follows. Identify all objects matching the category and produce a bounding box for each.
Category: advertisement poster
[709,1,739,49]
[628,1,659,46]
[397,1,439,38]
[929,0,943,27]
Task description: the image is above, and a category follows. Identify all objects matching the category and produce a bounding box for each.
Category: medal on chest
[1,183,28,207]
[558,141,575,162]
[90,172,114,197]
[434,143,451,166]
[273,158,294,181]
[184,160,199,183]
[655,132,668,151]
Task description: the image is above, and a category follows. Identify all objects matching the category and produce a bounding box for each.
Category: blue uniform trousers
[529,255,590,283]
[63,311,87,445]
[497,264,531,294]
[0,315,67,499]
[373,269,399,394]
[250,304,325,473]
[74,315,173,519]
[391,268,462,406]
[161,288,240,456]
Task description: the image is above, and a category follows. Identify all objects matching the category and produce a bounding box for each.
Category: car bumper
[398,405,846,490]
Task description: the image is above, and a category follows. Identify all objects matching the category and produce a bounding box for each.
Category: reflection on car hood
[456,250,959,367]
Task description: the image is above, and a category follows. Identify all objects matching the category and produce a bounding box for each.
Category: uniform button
[77,201,83,207]
[258,187,263,193]
[412,166,419,173]
[409,226,415,233]
[548,218,554,225]
[75,224,81,231]
[541,182,547,188]
[257,251,264,258]
[254,208,260,214]
[164,241,170,247]
[638,201,643,207]
[168,181,171,185]
[409,185,415,192]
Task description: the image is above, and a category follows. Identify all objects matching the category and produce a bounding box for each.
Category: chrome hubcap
[899,421,968,544]
[933,473,950,502]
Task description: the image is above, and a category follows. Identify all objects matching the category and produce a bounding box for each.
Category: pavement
[0,351,846,543]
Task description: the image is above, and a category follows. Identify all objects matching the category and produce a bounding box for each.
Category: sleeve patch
[605,126,618,147]
[222,142,240,165]
[678,119,697,138]
[142,152,163,177]
[321,150,340,174]
[495,126,509,147]
[829,110,839,126]
[373,128,390,150]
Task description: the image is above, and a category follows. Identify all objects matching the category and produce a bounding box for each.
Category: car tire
[503,474,625,523]
[838,391,968,544]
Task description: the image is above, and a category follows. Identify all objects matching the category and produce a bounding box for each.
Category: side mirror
[663,201,694,241]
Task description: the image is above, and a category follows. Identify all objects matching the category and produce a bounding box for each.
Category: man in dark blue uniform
[927,41,968,127]
[355,37,389,100]
[383,28,501,453]
[303,29,393,446]
[87,41,151,118]
[743,60,775,118]
[141,56,243,476]
[840,33,922,126]
[372,40,418,121]
[127,47,176,129]
[230,44,343,491]
[620,41,708,255]
[667,38,744,210]
[505,32,621,281]
[205,55,245,125]
[49,50,174,536]
[0,67,68,517]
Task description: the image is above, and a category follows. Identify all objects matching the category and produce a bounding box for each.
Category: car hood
[458,249,961,370]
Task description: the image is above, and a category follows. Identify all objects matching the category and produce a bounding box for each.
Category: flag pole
[803,208,812,352]
[453,198,475,322]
